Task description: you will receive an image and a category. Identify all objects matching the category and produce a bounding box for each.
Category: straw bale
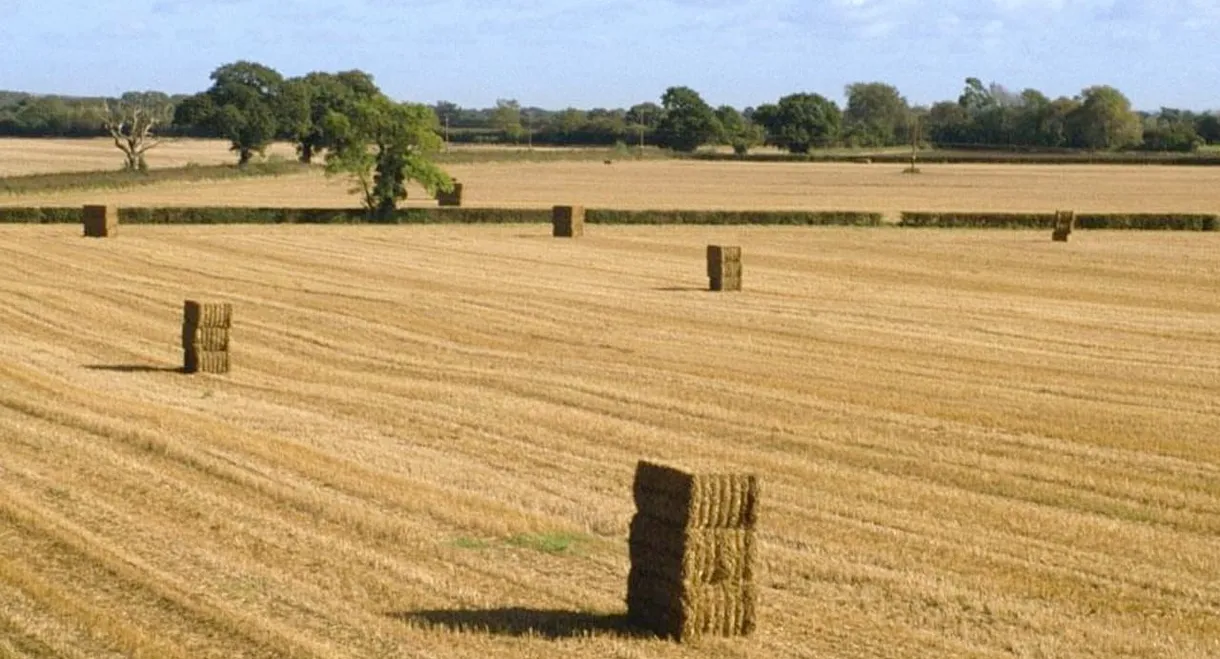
[182,326,230,351]
[437,182,464,207]
[183,300,233,328]
[626,570,756,641]
[184,348,230,374]
[628,513,755,584]
[552,205,585,237]
[706,245,742,271]
[82,205,118,238]
[632,461,760,529]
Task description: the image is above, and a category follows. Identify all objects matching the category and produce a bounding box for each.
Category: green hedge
[898,212,1056,228]
[585,210,883,226]
[1075,214,1218,231]
[0,207,81,223]
[0,206,881,226]
[0,206,1213,230]
[899,212,1218,230]
[686,151,1220,166]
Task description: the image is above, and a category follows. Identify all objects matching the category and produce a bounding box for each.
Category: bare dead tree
[103,93,173,171]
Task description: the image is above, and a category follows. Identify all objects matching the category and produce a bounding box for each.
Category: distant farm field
[5,138,1220,218]
[0,224,1217,658]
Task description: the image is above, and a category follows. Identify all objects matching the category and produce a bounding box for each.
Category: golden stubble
[0,224,1216,658]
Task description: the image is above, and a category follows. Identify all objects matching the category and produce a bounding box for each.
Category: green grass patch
[505,532,588,555]
[0,159,311,196]
[450,536,492,550]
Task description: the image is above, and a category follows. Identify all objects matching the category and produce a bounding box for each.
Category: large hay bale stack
[437,181,463,207]
[182,300,232,374]
[627,460,760,641]
[82,205,118,238]
[552,205,585,238]
[1053,209,1074,242]
[707,245,742,292]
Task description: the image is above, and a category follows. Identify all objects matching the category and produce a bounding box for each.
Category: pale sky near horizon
[1,0,1217,112]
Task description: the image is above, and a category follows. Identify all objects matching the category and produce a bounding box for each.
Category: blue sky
[2,0,1218,111]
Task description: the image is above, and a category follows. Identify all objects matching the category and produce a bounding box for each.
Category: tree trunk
[299,143,313,164]
[238,149,252,167]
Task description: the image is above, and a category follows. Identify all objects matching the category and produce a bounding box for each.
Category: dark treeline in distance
[3,63,1219,156]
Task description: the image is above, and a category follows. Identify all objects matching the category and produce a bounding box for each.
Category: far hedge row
[897,212,1218,231]
[685,151,1220,166]
[0,207,884,226]
[0,206,1215,230]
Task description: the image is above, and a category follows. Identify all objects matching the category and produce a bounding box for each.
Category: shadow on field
[85,364,184,374]
[653,286,710,292]
[391,608,652,640]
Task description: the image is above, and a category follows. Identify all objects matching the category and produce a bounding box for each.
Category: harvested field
[6,160,1220,219]
[0,138,301,176]
[0,224,1217,658]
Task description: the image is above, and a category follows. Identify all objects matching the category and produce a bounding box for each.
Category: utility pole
[444,115,450,153]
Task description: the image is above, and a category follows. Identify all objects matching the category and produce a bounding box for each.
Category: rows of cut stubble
[0,224,1216,658]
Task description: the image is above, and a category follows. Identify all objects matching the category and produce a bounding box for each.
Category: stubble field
[0,223,1217,658]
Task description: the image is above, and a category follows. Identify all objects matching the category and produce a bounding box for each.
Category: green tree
[843,82,909,147]
[283,70,381,163]
[754,93,840,153]
[323,95,453,218]
[626,101,661,147]
[654,86,721,152]
[175,60,285,165]
[1068,85,1142,150]
[1195,114,1220,144]
[491,98,524,143]
[715,105,762,155]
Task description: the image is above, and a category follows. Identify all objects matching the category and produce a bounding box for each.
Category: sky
[1,0,1218,112]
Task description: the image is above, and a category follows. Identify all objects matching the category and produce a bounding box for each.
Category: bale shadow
[85,364,184,374]
[389,608,653,640]
[653,286,710,292]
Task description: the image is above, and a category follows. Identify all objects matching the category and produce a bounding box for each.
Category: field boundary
[0,160,312,196]
[1,206,1217,230]
[682,151,1220,166]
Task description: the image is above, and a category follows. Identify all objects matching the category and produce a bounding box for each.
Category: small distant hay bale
[1053,209,1074,242]
[182,300,232,374]
[82,205,118,238]
[437,181,463,207]
[706,245,743,292]
[552,205,585,238]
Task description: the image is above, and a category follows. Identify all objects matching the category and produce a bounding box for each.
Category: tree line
[4,63,1219,157]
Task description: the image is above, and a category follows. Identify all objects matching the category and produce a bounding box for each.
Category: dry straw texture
[182,327,231,351]
[707,245,743,292]
[627,513,756,583]
[0,224,1217,658]
[552,205,585,237]
[81,204,117,238]
[632,460,760,530]
[183,300,233,328]
[626,570,757,641]
[183,348,230,374]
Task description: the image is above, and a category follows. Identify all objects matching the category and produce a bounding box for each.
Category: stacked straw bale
[627,460,760,641]
[437,181,463,207]
[82,205,118,238]
[182,300,232,374]
[707,245,743,292]
[552,205,585,237]
[1053,209,1074,242]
